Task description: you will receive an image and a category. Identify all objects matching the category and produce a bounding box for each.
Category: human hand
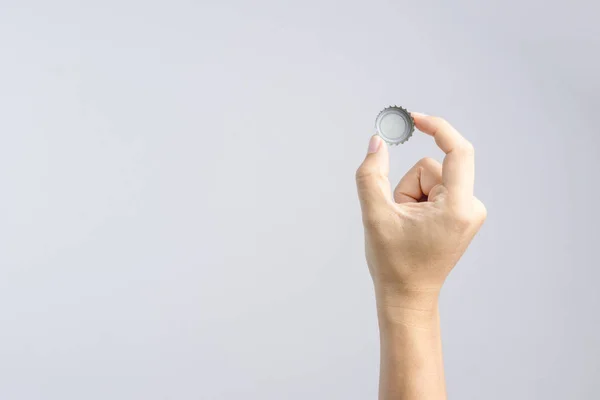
[356,113,486,311]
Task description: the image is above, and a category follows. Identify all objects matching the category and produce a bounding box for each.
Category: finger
[393,157,443,203]
[356,135,393,217]
[411,113,474,203]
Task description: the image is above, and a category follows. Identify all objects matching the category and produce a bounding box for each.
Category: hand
[356,113,487,310]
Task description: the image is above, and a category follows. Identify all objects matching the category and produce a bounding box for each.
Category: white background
[1,1,599,398]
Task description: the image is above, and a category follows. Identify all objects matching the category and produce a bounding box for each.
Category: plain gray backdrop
[1,1,599,399]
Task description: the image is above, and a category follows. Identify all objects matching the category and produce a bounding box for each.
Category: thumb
[355,135,392,217]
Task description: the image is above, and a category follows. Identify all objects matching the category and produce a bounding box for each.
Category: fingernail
[368,135,381,154]
[411,111,428,117]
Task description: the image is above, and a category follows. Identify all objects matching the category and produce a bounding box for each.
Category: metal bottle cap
[375,105,414,145]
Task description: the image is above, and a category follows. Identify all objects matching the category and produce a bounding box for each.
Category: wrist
[375,283,440,310]
[374,285,440,329]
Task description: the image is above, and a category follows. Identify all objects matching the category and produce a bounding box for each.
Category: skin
[355,113,487,400]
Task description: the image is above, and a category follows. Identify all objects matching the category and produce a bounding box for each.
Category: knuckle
[436,117,453,131]
[475,199,488,222]
[433,116,448,125]
[418,157,438,168]
[355,165,370,181]
[449,198,487,227]
[460,141,475,155]
[453,209,475,227]
[447,203,476,226]
[356,166,382,183]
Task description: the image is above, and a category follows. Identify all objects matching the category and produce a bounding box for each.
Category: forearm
[376,292,446,400]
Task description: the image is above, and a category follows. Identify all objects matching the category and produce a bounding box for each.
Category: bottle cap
[374,105,414,145]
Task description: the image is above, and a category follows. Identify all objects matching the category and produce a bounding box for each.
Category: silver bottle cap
[374,105,414,145]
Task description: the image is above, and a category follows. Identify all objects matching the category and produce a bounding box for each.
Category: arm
[356,113,486,400]
[377,293,444,399]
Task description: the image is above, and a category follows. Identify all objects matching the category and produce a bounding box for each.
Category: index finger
[411,113,474,203]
